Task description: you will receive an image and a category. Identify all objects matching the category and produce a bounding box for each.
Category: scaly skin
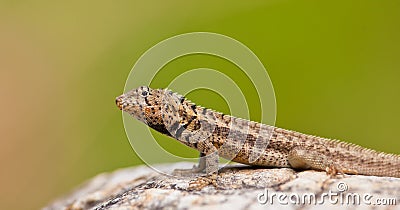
[116,86,400,179]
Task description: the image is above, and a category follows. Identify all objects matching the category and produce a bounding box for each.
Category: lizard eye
[141,90,149,97]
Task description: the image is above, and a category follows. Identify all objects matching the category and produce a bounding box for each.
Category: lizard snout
[116,97,123,110]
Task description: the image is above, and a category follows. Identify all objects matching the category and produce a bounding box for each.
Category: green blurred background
[1,1,399,209]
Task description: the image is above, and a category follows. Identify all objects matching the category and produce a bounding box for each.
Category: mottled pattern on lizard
[116,86,400,184]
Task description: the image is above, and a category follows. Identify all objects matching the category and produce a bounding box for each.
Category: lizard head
[116,86,170,134]
[116,86,202,138]
[116,86,159,121]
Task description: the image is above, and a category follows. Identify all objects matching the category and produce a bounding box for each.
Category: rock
[44,162,400,210]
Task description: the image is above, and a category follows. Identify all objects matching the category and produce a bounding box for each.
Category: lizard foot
[326,165,358,178]
[326,165,339,178]
[188,173,218,191]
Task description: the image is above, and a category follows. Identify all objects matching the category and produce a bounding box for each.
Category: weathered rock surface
[44,162,400,210]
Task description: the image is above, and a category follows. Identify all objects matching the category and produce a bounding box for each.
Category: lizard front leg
[173,153,207,174]
[187,151,219,190]
[173,144,219,190]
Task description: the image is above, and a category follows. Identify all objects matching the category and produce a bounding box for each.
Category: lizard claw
[187,174,218,191]
[326,165,338,178]
[326,165,358,178]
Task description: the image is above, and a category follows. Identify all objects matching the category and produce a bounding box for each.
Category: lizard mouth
[116,97,124,110]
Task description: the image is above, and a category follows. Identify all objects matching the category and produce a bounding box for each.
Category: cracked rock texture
[44,162,400,210]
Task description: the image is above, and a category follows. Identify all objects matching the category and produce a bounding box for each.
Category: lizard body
[116,86,400,178]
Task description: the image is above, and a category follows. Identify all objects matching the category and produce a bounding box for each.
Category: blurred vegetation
[0,1,399,209]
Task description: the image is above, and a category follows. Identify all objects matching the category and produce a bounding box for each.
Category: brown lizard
[116,86,400,188]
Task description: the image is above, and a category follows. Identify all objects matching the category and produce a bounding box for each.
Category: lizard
[116,86,400,189]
